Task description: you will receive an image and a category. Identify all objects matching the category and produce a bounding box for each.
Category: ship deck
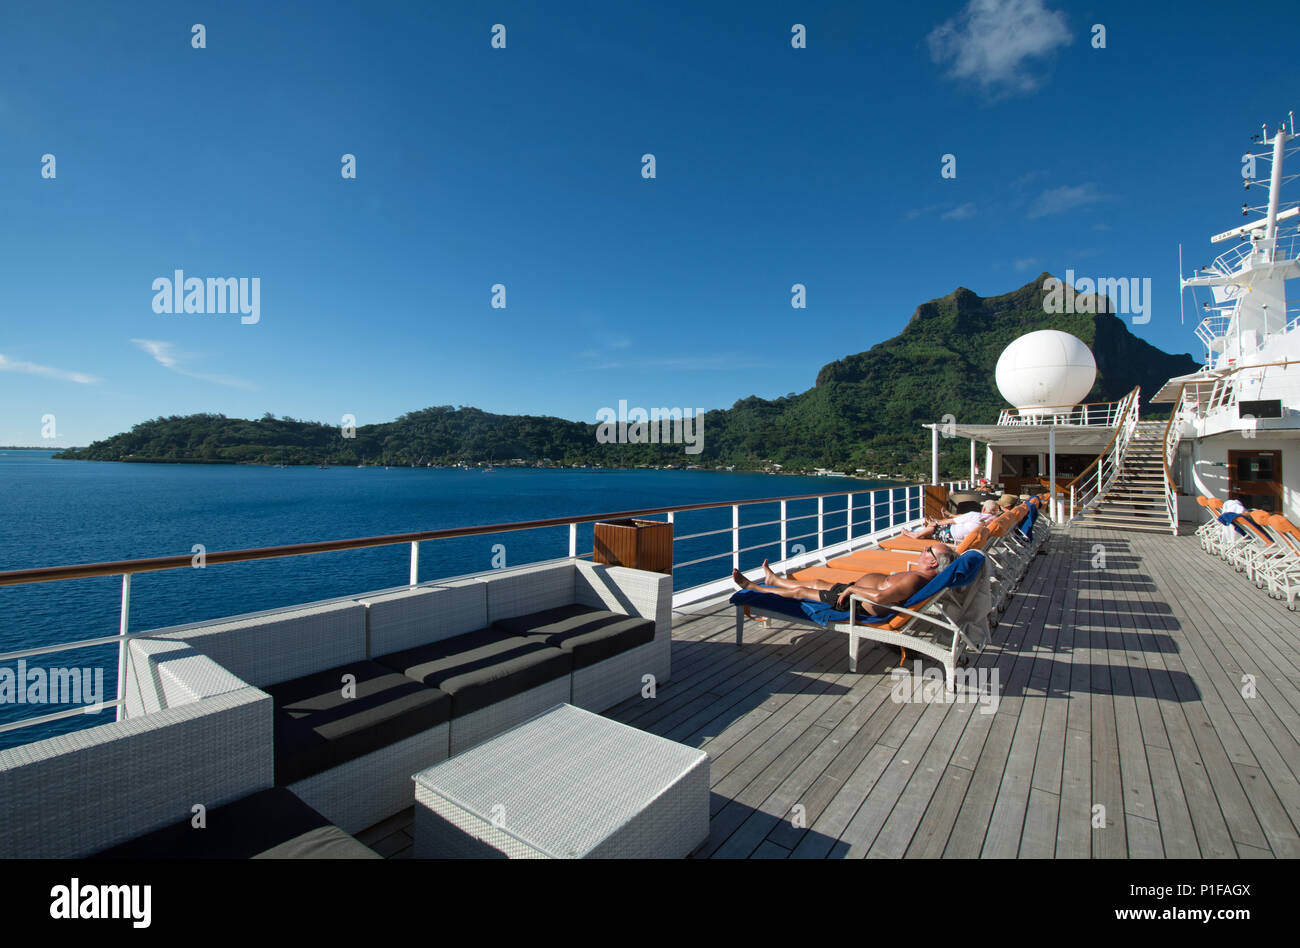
[359,526,1300,858]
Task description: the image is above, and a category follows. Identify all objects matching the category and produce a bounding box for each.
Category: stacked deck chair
[729,551,991,691]
[1196,497,1226,554]
[1262,515,1300,609]
[1193,496,1299,613]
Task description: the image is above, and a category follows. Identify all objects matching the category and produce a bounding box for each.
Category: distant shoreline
[8,449,918,482]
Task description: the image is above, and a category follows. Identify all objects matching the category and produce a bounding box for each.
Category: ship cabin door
[1228,450,1282,513]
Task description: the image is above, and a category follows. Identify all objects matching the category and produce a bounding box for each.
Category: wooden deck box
[592,519,673,574]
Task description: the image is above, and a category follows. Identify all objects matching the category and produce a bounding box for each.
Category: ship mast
[1181,113,1300,369]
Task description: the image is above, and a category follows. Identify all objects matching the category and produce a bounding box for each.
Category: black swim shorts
[820,582,851,607]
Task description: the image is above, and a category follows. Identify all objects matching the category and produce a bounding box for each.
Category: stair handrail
[1162,386,1186,536]
[1065,386,1142,519]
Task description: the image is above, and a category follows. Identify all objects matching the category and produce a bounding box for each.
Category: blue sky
[2,0,1298,446]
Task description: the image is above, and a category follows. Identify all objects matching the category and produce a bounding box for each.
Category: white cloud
[1027,183,1106,219]
[0,353,99,384]
[1014,257,1040,271]
[941,202,977,221]
[131,338,258,390]
[927,0,1071,97]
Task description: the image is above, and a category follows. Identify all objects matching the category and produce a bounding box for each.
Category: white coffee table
[412,703,709,859]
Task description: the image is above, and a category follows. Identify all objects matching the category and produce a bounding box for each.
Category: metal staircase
[1073,420,1176,533]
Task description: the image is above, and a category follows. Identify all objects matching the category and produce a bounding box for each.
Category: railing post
[731,505,740,569]
[817,496,825,551]
[116,573,130,721]
[779,500,788,561]
[890,488,898,527]
[870,490,878,537]
[409,541,419,586]
[569,522,578,558]
[845,493,854,542]
[1070,486,1075,520]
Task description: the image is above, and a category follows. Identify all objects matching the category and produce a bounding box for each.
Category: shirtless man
[732,547,955,616]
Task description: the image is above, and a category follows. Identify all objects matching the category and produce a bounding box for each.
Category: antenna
[1178,244,1185,325]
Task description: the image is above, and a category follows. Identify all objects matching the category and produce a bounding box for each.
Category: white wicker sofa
[0,645,273,858]
[108,558,669,841]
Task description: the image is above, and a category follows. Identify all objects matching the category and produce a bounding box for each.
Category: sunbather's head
[997,493,1017,510]
[919,545,955,573]
[981,500,999,515]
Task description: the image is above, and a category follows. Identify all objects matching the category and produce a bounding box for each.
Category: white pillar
[985,445,994,486]
[1048,429,1058,521]
[931,426,939,486]
[969,439,977,482]
[116,574,131,722]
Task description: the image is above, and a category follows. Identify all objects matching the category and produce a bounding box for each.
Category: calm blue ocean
[0,450,913,748]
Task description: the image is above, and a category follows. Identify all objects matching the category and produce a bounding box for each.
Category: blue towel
[729,551,987,628]
[1017,504,1037,541]
[1218,512,1250,537]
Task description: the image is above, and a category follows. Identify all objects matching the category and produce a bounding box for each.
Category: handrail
[1063,386,1141,490]
[0,478,991,739]
[1065,386,1142,522]
[996,396,1124,427]
[1162,385,1184,534]
[0,486,904,587]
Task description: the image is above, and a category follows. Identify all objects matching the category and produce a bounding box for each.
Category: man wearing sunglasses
[732,546,955,616]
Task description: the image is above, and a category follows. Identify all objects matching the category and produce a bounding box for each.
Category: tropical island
[55,275,1198,480]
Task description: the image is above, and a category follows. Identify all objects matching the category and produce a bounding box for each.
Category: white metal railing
[1178,361,1300,435]
[1206,241,1255,276]
[0,479,981,738]
[1163,389,1185,535]
[996,398,1125,427]
[1067,386,1142,520]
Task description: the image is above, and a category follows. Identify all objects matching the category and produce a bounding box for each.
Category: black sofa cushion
[376,627,571,717]
[93,788,380,859]
[492,604,655,670]
[267,660,451,786]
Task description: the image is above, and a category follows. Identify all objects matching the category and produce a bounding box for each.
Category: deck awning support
[931,426,939,486]
[969,438,977,483]
[1049,428,1058,521]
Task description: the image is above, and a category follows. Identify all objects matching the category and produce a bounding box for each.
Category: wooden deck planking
[366,523,1300,859]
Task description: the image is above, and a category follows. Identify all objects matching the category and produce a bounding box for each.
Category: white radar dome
[995,330,1097,416]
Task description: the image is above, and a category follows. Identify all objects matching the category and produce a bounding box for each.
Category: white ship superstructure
[1157,113,1300,521]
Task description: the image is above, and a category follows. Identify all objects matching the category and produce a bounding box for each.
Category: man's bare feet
[761,559,779,584]
[732,568,755,590]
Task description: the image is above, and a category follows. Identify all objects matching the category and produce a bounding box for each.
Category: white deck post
[870,490,878,536]
[846,493,854,541]
[890,487,898,527]
[817,496,825,551]
[731,505,740,569]
[931,426,939,485]
[985,445,994,486]
[569,523,577,558]
[409,541,420,585]
[779,500,788,560]
[969,439,977,483]
[116,573,131,721]
[1049,428,1058,522]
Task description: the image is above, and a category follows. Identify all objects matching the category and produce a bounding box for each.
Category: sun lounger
[730,551,991,690]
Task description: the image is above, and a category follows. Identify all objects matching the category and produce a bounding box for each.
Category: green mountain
[56,275,1199,476]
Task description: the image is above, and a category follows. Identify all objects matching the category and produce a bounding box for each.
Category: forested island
[55,275,1197,479]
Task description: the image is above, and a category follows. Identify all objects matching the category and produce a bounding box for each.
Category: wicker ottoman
[413,703,709,859]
